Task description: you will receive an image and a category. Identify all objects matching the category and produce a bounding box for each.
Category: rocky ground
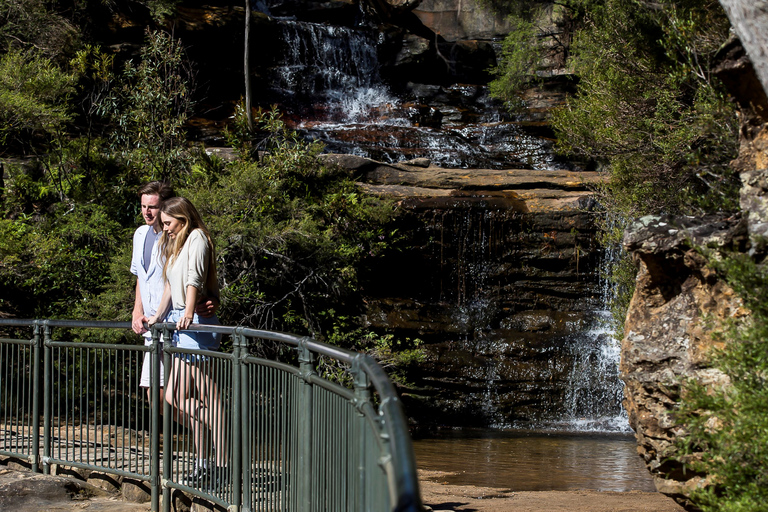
[0,466,685,512]
[0,467,150,512]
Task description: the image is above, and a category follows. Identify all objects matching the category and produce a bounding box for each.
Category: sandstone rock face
[620,215,748,507]
[325,155,612,429]
[412,0,513,41]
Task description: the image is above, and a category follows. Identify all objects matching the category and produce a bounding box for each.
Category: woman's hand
[147,315,158,327]
[177,315,193,330]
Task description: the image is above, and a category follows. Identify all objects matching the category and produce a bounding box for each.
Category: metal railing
[0,319,422,512]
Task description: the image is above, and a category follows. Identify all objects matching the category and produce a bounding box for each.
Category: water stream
[413,429,654,492]
[262,18,562,169]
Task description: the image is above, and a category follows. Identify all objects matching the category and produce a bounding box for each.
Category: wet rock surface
[323,155,610,429]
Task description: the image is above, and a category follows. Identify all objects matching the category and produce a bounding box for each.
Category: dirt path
[419,470,686,512]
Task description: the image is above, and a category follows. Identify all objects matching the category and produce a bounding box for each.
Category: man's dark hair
[138,181,175,201]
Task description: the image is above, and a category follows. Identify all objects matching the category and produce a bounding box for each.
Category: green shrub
[0,50,76,150]
[0,201,126,317]
[101,29,195,183]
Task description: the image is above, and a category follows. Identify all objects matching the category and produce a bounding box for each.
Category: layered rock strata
[620,215,747,507]
[325,154,609,429]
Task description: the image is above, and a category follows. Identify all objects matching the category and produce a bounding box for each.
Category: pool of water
[412,429,656,492]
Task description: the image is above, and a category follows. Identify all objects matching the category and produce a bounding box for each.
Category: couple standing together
[130,181,225,485]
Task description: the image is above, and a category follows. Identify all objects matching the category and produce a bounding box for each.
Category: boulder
[0,466,149,512]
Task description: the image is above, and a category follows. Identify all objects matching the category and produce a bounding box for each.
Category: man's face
[140,194,162,228]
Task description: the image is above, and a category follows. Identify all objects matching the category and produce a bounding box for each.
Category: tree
[243,0,254,131]
[102,29,196,182]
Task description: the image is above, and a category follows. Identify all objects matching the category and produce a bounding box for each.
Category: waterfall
[270,20,398,123]
[255,16,630,433]
[559,212,631,433]
[265,18,561,169]
[560,312,629,432]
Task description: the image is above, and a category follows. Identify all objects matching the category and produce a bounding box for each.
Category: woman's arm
[177,284,198,330]
[147,281,172,327]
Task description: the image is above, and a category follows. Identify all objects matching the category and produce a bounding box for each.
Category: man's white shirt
[130,224,165,342]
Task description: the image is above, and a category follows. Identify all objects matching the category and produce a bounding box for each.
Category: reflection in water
[413,429,655,492]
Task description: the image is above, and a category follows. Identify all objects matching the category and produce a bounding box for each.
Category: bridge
[0,319,422,512]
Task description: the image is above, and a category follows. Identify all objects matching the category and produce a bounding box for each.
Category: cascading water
[260,17,563,169]
[269,20,396,123]
[559,311,629,432]
[412,208,629,433]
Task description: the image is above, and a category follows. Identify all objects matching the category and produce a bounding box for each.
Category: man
[130,181,216,398]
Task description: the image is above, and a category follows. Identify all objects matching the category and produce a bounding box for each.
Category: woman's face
[161,212,185,239]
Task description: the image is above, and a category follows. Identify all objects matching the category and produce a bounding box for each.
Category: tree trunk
[244,0,254,131]
[719,0,768,96]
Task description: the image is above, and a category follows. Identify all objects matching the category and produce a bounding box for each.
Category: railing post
[161,325,173,512]
[351,355,372,511]
[298,339,315,512]
[31,321,41,474]
[42,321,51,475]
[150,328,162,512]
[232,330,245,512]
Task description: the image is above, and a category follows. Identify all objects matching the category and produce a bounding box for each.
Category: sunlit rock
[620,214,747,508]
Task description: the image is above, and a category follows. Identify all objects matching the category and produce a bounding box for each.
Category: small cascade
[270,20,395,123]
[260,18,396,126]
[261,18,561,169]
[545,211,631,433]
[559,312,628,432]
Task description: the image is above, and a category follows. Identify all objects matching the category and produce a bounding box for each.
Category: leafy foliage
[488,2,571,113]
[0,198,126,317]
[489,15,545,112]
[101,29,196,183]
[0,50,76,151]
[552,0,739,217]
[0,0,80,62]
[187,106,398,339]
[490,0,740,218]
[672,255,768,511]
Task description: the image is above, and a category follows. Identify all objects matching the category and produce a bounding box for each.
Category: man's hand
[132,311,149,334]
[195,295,220,318]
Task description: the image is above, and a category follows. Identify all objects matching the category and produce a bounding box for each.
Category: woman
[148,196,225,488]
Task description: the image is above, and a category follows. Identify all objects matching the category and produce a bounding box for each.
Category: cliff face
[620,215,746,507]
[620,37,768,509]
[322,155,609,429]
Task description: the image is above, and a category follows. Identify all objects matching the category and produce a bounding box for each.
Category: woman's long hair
[159,197,215,280]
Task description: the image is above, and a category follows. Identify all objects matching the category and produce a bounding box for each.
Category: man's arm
[132,279,148,334]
